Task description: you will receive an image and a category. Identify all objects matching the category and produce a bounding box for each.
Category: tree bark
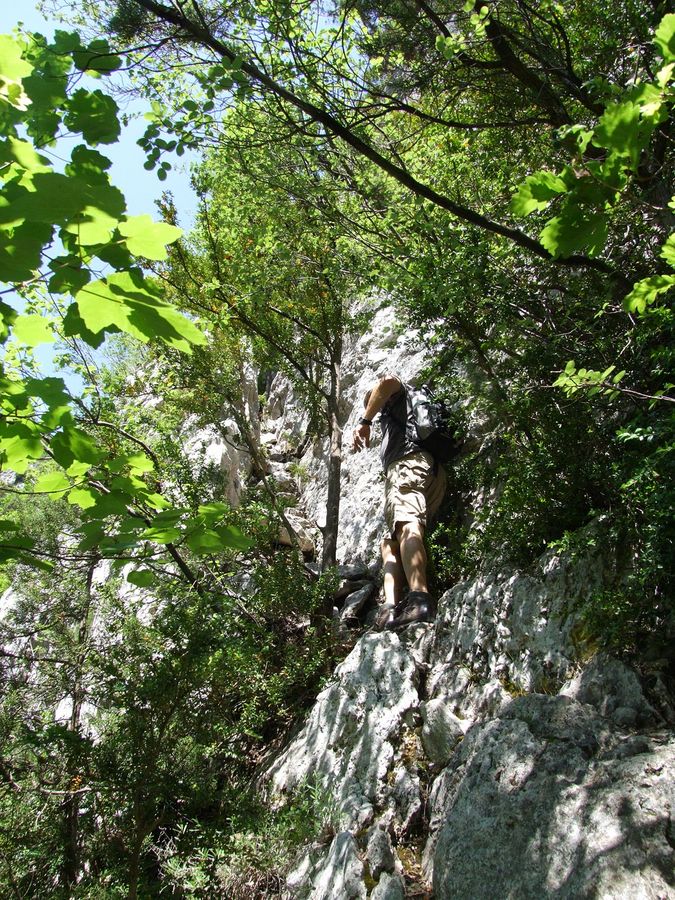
[321,345,343,573]
[60,560,96,892]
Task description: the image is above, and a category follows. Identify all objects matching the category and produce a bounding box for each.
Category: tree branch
[131,0,613,276]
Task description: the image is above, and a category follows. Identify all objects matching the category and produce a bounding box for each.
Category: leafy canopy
[0,30,252,579]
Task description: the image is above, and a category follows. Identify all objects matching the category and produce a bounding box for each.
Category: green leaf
[187,524,253,554]
[66,460,92,477]
[197,501,230,524]
[72,40,121,74]
[142,492,172,511]
[84,491,132,518]
[186,527,227,554]
[117,516,147,534]
[592,101,644,169]
[655,13,675,62]
[77,522,107,550]
[656,62,675,89]
[95,239,134,270]
[61,304,109,349]
[0,431,43,473]
[24,376,70,407]
[0,221,53,282]
[217,524,255,551]
[148,509,185,527]
[0,173,125,233]
[623,275,675,314]
[141,525,181,544]
[52,30,83,54]
[0,137,50,172]
[0,35,33,82]
[118,215,182,260]
[0,35,32,109]
[660,234,675,268]
[100,535,139,554]
[0,300,17,337]
[50,426,103,468]
[68,486,99,510]
[126,569,156,587]
[539,205,608,258]
[510,171,567,216]
[65,144,113,183]
[12,314,56,347]
[107,451,155,474]
[63,209,120,246]
[33,470,71,495]
[74,270,206,352]
[63,88,121,145]
[48,258,91,295]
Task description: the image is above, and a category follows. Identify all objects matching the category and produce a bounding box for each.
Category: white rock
[278,511,318,555]
[266,633,420,832]
[424,695,675,899]
[370,872,406,900]
[286,832,366,900]
[420,698,464,765]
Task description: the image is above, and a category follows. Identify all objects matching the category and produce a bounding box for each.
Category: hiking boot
[386,591,436,630]
[373,602,396,630]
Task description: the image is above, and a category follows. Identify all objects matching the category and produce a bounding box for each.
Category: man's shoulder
[378,372,404,392]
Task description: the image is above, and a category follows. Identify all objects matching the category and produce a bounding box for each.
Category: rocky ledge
[263,551,675,899]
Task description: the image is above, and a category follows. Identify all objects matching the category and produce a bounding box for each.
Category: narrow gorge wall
[251,299,674,899]
[265,560,674,899]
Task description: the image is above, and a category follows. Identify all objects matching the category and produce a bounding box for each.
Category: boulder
[286,833,366,900]
[560,652,659,727]
[277,511,319,555]
[424,694,675,899]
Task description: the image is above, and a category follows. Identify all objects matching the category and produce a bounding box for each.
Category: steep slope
[255,300,675,899]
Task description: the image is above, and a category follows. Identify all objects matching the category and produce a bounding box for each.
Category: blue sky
[0,2,199,229]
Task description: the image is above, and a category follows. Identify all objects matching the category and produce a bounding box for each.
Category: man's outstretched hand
[352,422,371,452]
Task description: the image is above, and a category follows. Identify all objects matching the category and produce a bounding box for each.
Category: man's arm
[352,375,402,452]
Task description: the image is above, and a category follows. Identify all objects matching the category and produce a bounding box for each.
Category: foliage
[0,29,261,590]
[1,1,674,895]
[0,493,333,896]
[154,778,338,898]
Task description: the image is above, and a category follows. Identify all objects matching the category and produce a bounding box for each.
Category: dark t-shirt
[379,386,418,474]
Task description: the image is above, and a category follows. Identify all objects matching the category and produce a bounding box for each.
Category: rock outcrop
[265,559,674,898]
[200,295,674,898]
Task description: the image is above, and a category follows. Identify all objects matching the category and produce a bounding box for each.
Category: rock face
[259,299,432,565]
[254,297,674,898]
[427,695,673,900]
[267,631,422,834]
[264,547,675,898]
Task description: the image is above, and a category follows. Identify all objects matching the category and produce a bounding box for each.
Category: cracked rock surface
[265,554,675,899]
[425,695,674,899]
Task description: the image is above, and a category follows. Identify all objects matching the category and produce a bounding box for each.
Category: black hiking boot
[374,602,396,630]
[386,591,436,630]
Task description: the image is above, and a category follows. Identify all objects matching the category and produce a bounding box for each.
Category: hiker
[352,374,447,629]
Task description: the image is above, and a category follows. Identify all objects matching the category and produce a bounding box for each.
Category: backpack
[405,383,460,464]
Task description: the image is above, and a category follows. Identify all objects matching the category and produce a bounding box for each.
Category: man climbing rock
[352,374,446,629]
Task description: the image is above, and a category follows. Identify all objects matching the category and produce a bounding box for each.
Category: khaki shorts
[384,450,447,538]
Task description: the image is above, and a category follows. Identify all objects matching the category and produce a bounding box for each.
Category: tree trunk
[61,561,96,891]
[321,347,343,573]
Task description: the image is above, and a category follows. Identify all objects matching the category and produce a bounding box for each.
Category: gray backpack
[405,384,460,464]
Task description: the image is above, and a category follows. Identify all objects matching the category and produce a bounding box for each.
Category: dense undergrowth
[0,0,673,895]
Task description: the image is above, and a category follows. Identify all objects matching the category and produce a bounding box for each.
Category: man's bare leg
[395,520,429,594]
[386,520,435,628]
[381,538,405,607]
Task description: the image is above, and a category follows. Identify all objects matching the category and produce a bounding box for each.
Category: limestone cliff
[250,300,675,899]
